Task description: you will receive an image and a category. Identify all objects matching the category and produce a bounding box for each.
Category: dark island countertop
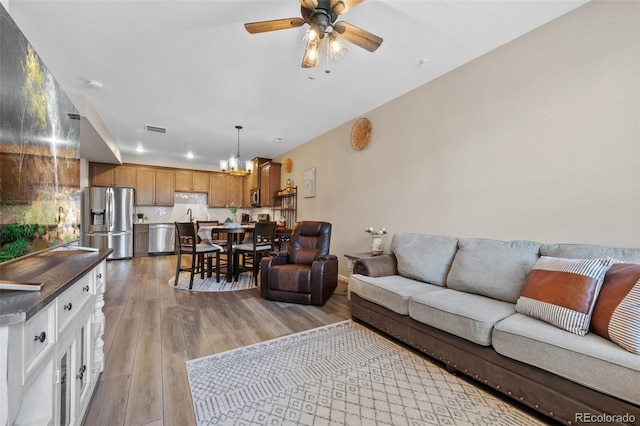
[0,247,112,325]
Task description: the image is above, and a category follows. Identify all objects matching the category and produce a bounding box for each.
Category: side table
[344,252,382,275]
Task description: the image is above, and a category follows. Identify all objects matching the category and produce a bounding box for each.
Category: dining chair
[196,220,231,278]
[233,221,276,285]
[174,222,221,290]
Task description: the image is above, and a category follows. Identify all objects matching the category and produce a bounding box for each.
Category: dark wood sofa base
[350,293,639,426]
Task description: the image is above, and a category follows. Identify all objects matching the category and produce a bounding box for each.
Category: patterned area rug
[186,321,545,425]
[169,272,256,291]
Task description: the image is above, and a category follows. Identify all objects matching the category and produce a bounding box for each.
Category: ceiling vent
[145,124,167,134]
[67,113,80,120]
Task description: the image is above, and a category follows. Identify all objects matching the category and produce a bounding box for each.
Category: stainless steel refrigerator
[81,187,134,259]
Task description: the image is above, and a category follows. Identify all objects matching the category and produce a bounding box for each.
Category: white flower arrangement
[225,202,241,214]
[365,226,387,237]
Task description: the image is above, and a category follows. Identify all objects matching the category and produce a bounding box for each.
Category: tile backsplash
[135,192,271,223]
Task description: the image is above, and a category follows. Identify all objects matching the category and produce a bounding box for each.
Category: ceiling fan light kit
[244,0,382,69]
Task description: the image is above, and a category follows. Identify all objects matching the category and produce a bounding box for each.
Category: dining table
[197,224,255,282]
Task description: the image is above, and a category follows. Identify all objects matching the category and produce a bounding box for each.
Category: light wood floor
[83,255,351,426]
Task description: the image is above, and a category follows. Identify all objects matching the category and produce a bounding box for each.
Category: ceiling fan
[244,0,383,68]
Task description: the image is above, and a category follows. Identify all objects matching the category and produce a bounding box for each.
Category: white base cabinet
[1,260,106,426]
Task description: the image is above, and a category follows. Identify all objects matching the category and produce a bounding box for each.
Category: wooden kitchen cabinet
[135,167,174,206]
[113,164,136,187]
[175,169,209,193]
[244,157,270,207]
[259,161,281,207]
[135,167,156,205]
[89,162,135,187]
[208,173,245,207]
[227,175,244,205]
[89,162,114,187]
[155,168,175,205]
[134,223,149,257]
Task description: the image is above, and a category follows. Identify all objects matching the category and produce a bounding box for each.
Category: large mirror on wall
[0,5,81,262]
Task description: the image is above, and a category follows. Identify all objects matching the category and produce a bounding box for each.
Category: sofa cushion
[348,273,445,316]
[446,238,542,303]
[515,256,614,336]
[541,243,640,263]
[591,263,640,354]
[408,289,516,346]
[390,234,459,286]
[493,313,640,405]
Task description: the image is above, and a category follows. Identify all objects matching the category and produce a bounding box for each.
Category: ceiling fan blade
[299,0,318,10]
[331,0,364,15]
[333,21,382,52]
[244,18,305,34]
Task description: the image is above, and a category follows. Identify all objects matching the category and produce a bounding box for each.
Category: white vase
[371,236,384,256]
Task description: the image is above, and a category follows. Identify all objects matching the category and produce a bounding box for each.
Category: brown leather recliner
[260,221,338,306]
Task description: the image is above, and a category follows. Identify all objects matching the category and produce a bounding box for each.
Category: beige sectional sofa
[348,234,640,425]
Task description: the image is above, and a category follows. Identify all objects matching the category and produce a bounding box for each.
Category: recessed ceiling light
[417,58,430,67]
[87,80,103,89]
[136,145,144,153]
[274,137,284,142]
[186,152,194,159]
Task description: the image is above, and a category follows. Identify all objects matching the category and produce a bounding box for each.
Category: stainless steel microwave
[250,188,260,206]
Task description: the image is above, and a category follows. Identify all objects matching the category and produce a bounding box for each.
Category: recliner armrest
[317,254,338,262]
[353,253,398,277]
[262,252,289,268]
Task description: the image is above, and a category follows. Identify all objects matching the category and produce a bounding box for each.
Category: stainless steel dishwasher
[148,223,175,255]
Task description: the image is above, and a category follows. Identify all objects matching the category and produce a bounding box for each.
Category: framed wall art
[304,167,316,198]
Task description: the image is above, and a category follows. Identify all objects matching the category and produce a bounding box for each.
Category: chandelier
[220,125,253,177]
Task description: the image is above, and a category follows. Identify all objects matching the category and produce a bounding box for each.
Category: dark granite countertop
[0,247,112,325]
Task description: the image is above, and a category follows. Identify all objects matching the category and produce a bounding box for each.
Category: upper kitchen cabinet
[208,173,245,207]
[89,162,136,187]
[259,161,281,207]
[245,157,270,207]
[135,166,175,206]
[175,169,210,193]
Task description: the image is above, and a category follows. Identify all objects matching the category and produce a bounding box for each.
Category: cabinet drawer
[57,276,93,332]
[24,303,55,375]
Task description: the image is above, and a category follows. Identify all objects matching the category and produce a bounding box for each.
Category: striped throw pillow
[516,256,614,335]
[591,263,640,354]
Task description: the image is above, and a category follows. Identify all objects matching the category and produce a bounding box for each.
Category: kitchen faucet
[187,208,193,222]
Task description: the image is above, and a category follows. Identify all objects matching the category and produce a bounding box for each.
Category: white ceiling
[6,0,588,169]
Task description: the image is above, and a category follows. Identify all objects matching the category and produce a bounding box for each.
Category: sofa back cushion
[391,234,459,286]
[446,238,542,303]
[541,243,640,263]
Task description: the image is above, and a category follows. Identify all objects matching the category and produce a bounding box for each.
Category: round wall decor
[350,117,372,151]
[284,158,293,173]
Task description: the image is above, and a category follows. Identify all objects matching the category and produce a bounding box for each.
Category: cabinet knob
[83,285,90,292]
[64,302,73,311]
[34,331,46,343]
[97,273,102,279]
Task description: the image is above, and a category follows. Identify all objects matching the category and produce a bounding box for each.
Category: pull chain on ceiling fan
[244,0,383,68]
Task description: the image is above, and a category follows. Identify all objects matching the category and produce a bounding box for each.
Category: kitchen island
[0,245,112,425]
